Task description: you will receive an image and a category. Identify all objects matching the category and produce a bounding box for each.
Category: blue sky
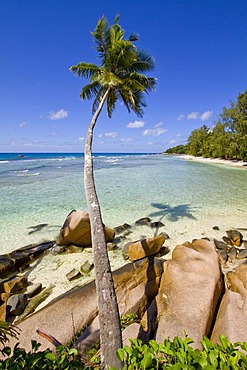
[1,0,247,153]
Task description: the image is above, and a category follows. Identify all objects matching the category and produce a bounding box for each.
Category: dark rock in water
[0,241,55,278]
[135,217,151,226]
[114,223,132,234]
[214,239,227,251]
[28,223,49,234]
[213,226,220,230]
[7,293,28,316]
[226,230,243,247]
[150,221,165,228]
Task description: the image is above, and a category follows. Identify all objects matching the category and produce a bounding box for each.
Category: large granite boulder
[122,233,166,261]
[56,210,115,247]
[8,257,163,353]
[155,239,223,348]
[72,257,164,357]
[211,262,247,344]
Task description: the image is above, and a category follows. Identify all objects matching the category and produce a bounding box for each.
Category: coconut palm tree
[70,15,156,369]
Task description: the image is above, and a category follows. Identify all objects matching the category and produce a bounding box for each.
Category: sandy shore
[177,154,247,168]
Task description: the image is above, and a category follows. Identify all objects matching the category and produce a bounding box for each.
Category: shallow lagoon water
[0,153,246,254]
[1,152,247,306]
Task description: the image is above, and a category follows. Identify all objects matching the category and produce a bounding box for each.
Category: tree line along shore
[165,89,247,162]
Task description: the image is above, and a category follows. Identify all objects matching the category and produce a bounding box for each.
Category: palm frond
[0,320,19,346]
[106,90,118,118]
[91,16,111,62]
[70,62,100,79]
[80,82,101,101]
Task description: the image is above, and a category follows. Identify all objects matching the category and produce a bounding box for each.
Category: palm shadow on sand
[149,202,197,222]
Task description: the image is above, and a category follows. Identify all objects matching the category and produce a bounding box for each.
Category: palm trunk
[84,88,122,370]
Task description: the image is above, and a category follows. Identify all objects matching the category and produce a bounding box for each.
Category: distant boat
[18,154,24,158]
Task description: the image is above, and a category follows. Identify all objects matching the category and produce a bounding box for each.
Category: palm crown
[70,15,156,118]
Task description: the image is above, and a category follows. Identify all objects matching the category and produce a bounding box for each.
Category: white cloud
[154,122,163,128]
[48,109,68,120]
[120,137,134,142]
[143,127,167,136]
[177,114,185,121]
[97,133,103,138]
[127,120,145,128]
[200,110,213,121]
[104,132,118,138]
[19,121,28,128]
[78,137,84,142]
[187,111,199,120]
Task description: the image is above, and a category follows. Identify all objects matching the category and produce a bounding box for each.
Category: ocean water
[1,152,247,255]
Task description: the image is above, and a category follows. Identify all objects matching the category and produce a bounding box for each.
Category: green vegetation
[1,336,246,369]
[165,90,247,161]
[116,335,247,369]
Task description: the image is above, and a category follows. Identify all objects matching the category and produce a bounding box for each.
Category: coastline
[177,154,247,168]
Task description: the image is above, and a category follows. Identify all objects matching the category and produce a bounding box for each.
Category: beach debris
[37,328,62,347]
[56,210,115,247]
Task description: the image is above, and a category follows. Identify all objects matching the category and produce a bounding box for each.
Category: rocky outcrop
[4,233,247,356]
[8,257,164,353]
[0,241,54,278]
[211,262,247,344]
[56,210,115,247]
[122,233,167,261]
[155,239,224,348]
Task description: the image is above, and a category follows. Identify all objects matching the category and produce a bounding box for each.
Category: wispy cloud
[178,110,213,122]
[19,121,28,128]
[177,114,185,121]
[200,110,213,121]
[78,137,84,142]
[98,132,118,138]
[48,109,68,120]
[143,126,167,136]
[120,137,134,142]
[127,120,145,128]
[187,111,200,120]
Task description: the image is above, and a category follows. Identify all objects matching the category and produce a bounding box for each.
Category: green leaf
[140,352,154,368]
[45,351,56,362]
[117,348,125,362]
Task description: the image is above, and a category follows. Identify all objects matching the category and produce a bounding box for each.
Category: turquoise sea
[1,152,247,255]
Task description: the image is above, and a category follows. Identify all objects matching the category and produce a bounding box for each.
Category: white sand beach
[177,154,247,168]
